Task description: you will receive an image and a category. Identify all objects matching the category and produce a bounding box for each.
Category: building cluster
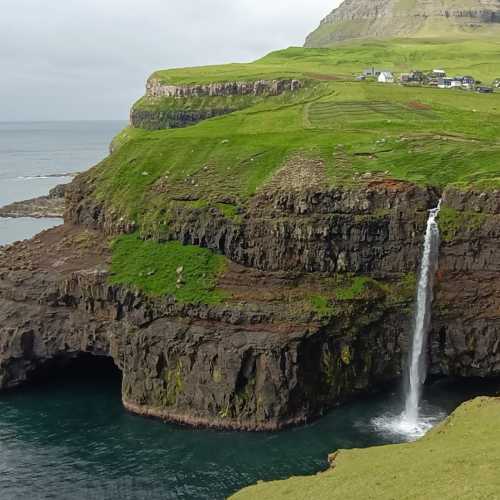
[358,67,496,93]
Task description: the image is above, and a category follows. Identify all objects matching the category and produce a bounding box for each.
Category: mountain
[305,0,500,47]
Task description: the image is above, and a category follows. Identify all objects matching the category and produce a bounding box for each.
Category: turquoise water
[0,356,498,500]
[0,121,125,245]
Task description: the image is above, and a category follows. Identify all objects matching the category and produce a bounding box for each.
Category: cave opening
[26,352,122,390]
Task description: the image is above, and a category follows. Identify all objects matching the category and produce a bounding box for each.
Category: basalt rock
[0,226,409,431]
[130,107,235,131]
[0,183,67,219]
[145,79,302,99]
[129,79,303,130]
[1,177,499,430]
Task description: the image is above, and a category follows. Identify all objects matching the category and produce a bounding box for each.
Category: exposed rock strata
[145,79,302,98]
[129,79,303,130]
[66,176,440,274]
[0,226,409,430]
[130,107,235,130]
[305,0,500,46]
[0,177,498,430]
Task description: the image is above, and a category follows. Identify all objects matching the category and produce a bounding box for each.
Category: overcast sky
[1,0,339,121]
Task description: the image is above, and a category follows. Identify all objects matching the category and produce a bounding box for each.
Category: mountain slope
[305,0,500,47]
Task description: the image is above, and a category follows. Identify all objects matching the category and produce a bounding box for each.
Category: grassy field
[94,75,500,230]
[231,397,500,500]
[151,39,500,85]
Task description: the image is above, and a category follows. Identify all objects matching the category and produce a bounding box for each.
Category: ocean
[0,121,125,245]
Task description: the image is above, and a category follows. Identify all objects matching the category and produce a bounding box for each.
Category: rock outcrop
[0,183,67,219]
[129,79,303,130]
[305,0,500,46]
[130,107,235,130]
[0,174,498,431]
[0,225,409,431]
[145,79,302,99]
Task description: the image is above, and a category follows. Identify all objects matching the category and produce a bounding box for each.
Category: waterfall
[372,200,442,440]
[403,200,442,428]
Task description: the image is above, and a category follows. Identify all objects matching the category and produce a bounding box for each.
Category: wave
[13,173,78,180]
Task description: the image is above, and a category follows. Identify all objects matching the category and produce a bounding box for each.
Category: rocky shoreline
[0,184,66,219]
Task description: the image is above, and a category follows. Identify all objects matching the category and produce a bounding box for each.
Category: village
[358,67,500,93]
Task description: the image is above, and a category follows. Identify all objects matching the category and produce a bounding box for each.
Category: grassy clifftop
[151,39,500,85]
[96,39,500,231]
[231,397,500,500]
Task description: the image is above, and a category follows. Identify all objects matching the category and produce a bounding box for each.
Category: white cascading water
[403,200,442,429]
[372,200,442,440]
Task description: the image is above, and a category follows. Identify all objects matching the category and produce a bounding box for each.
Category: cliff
[130,79,302,130]
[1,40,499,431]
[306,0,500,46]
[0,180,498,430]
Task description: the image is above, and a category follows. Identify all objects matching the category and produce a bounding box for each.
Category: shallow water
[0,361,497,500]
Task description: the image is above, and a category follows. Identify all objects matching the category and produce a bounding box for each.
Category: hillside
[305,0,500,46]
[103,39,500,235]
[231,397,500,499]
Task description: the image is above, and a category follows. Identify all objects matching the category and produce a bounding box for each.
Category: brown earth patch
[262,156,327,193]
[407,100,432,111]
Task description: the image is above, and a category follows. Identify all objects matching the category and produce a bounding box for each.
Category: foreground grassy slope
[231,397,500,500]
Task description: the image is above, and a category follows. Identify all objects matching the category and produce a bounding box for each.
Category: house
[378,71,395,83]
[400,70,426,84]
[438,78,462,89]
[363,67,382,77]
[432,69,446,78]
[461,76,476,88]
[438,78,452,88]
[477,86,493,94]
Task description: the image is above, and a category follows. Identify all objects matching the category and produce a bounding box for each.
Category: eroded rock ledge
[146,79,302,98]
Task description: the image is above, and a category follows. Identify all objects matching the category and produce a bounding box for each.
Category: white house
[378,71,394,83]
[433,69,446,78]
[438,78,462,89]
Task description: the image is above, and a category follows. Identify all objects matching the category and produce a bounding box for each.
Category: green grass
[335,276,379,301]
[231,396,500,500]
[88,38,500,247]
[438,206,489,241]
[108,234,228,304]
[152,39,500,85]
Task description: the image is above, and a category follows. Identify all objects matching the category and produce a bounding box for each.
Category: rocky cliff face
[129,79,303,131]
[305,0,500,46]
[0,225,409,430]
[130,107,235,130]
[0,174,497,430]
[145,79,302,99]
